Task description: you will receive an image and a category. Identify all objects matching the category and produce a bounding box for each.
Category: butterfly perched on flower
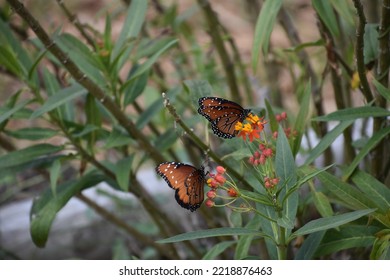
[156,162,205,212]
[198,97,251,139]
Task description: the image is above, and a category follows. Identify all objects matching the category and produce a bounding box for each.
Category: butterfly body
[156,162,205,212]
[198,97,251,138]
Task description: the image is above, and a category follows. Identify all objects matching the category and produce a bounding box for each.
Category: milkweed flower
[234,113,267,142]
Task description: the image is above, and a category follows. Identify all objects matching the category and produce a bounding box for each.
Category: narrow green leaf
[136,99,164,129]
[312,0,339,38]
[112,0,148,59]
[0,45,25,77]
[122,66,149,106]
[6,127,58,140]
[203,241,236,260]
[252,0,283,72]
[290,209,376,239]
[127,39,178,83]
[265,99,278,132]
[0,99,31,125]
[313,106,390,121]
[312,191,334,218]
[115,156,134,192]
[317,170,378,210]
[304,120,354,165]
[0,144,62,169]
[351,170,390,213]
[234,216,262,260]
[370,229,390,260]
[364,24,379,64]
[373,78,390,102]
[56,33,105,86]
[295,231,326,260]
[329,0,355,25]
[293,81,311,156]
[30,84,87,119]
[49,159,61,197]
[343,125,390,180]
[104,128,133,149]
[30,171,106,247]
[316,225,378,257]
[276,125,298,235]
[183,79,213,104]
[156,228,265,244]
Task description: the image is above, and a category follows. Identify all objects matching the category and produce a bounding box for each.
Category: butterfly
[155,162,206,212]
[198,97,251,139]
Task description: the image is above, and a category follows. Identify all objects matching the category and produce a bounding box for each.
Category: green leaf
[312,0,339,38]
[49,159,61,197]
[127,39,178,83]
[0,99,31,125]
[104,128,133,149]
[317,169,378,210]
[265,99,278,132]
[122,66,149,106]
[372,78,390,102]
[370,229,390,260]
[276,125,298,236]
[234,216,262,260]
[30,171,106,247]
[202,241,236,260]
[351,170,390,214]
[316,225,378,257]
[136,99,164,129]
[112,0,148,59]
[313,106,390,121]
[30,84,87,119]
[251,0,283,72]
[0,45,25,77]
[329,0,355,25]
[56,33,105,86]
[154,130,179,152]
[6,127,58,140]
[156,227,266,244]
[293,81,311,156]
[364,24,379,64]
[342,125,390,180]
[312,191,334,218]
[295,231,326,260]
[0,144,63,169]
[183,79,213,103]
[115,156,134,192]
[290,209,376,239]
[304,120,354,165]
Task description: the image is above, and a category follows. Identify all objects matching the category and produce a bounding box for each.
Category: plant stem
[352,0,374,103]
[197,0,242,103]
[374,0,390,181]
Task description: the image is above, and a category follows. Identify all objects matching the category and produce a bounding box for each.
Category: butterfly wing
[156,162,205,212]
[198,97,251,138]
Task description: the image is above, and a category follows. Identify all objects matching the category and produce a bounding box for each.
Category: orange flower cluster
[234,113,267,142]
